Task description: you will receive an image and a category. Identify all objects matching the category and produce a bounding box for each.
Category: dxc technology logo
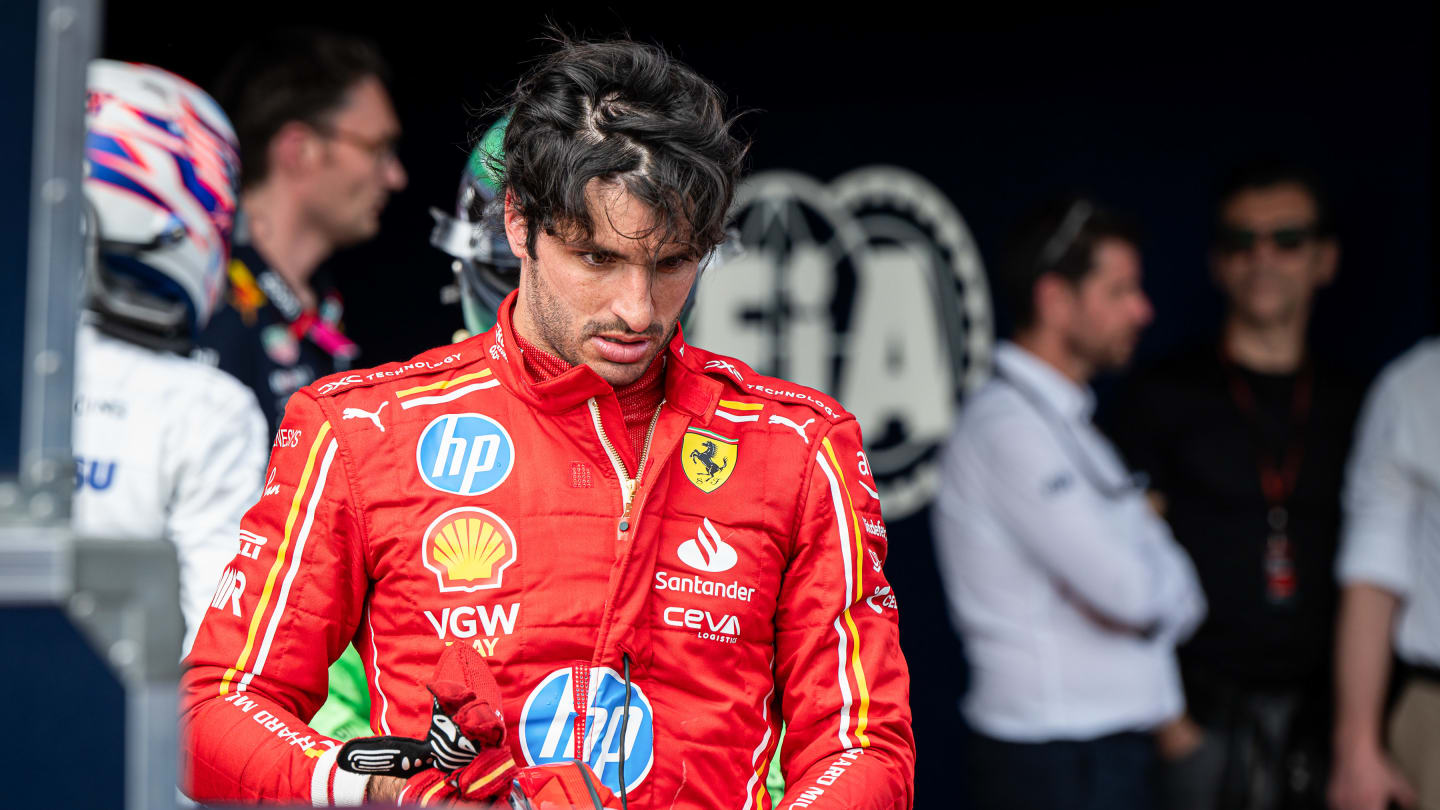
[415,413,515,496]
[520,667,654,794]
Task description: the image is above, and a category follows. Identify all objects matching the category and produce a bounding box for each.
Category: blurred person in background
[1328,337,1440,810]
[196,29,406,437]
[934,197,1206,810]
[74,60,268,656]
[1107,163,1363,809]
[195,28,406,743]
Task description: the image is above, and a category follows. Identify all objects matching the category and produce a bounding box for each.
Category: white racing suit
[72,320,269,655]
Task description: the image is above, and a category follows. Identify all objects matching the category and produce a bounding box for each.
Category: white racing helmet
[83,59,240,349]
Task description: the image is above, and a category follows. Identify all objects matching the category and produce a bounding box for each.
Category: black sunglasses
[1216,224,1320,254]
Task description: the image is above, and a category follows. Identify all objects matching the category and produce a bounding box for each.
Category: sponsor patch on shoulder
[681,427,737,493]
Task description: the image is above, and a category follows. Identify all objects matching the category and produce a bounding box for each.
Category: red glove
[510,761,619,809]
[399,759,618,809]
[338,646,616,808]
[338,644,518,806]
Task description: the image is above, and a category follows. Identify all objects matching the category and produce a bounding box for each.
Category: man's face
[1212,183,1337,327]
[306,76,407,245]
[1061,238,1153,372]
[505,181,701,386]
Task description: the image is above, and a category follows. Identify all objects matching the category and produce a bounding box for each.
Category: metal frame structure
[19,0,93,521]
[1,3,187,809]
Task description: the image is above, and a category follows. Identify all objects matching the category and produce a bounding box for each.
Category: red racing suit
[181,296,915,808]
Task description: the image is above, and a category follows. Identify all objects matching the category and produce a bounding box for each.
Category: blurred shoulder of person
[74,60,268,656]
[195,29,406,437]
[1104,160,1367,810]
[933,196,1204,810]
[1328,336,1440,810]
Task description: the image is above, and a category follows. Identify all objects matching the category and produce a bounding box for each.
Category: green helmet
[431,116,518,334]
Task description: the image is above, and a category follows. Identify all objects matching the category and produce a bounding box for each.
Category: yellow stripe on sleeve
[822,436,873,747]
[396,369,491,398]
[464,759,519,794]
[718,399,764,410]
[821,437,867,605]
[420,779,448,805]
[842,608,873,747]
[220,421,332,695]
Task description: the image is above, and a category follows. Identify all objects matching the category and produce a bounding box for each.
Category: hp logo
[415,414,515,496]
[519,667,654,794]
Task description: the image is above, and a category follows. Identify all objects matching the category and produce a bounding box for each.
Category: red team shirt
[181,294,915,808]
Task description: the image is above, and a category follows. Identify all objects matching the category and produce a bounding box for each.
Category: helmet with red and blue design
[83,59,240,346]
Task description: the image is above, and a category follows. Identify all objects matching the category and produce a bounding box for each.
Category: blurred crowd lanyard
[1220,348,1314,609]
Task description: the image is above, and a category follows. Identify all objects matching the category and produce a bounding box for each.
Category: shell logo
[421,507,517,593]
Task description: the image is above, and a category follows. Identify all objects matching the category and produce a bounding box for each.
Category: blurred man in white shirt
[934,197,1206,810]
[1329,337,1440,810]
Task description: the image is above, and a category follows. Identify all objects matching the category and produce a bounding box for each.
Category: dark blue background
[98,4,1435,380]
[3,2,1429,804]
[1,1,38,477]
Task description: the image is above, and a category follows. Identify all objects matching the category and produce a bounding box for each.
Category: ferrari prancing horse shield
[681,427,738,493]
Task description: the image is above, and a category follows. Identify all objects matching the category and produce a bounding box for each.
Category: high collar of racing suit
[513,326,667,460]
[485,290,721,423]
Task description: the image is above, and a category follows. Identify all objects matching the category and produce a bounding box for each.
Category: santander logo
[676,518,738,573]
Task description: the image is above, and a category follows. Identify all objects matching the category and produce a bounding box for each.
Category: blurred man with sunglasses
[197,29,408,438]
[1107,163,1365,809]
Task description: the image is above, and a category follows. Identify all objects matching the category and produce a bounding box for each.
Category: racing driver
[181,36,915,808]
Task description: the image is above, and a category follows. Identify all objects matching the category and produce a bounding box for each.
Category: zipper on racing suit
[586,397,664,535]
[585,398,660,808]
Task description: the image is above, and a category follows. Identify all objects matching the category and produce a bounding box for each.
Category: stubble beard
[1065,325,1134,377]
[525,264,584,368]
[523,264,675,386]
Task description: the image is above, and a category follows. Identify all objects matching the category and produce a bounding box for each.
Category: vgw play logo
[415,413,514,496]
[519,667,654,794]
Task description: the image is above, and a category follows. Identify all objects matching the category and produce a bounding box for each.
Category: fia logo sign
[415,413,515,496]
[689,168,994,518]
[520,667,654,794]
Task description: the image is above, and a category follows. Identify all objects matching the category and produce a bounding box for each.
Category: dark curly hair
[494,37,747,260]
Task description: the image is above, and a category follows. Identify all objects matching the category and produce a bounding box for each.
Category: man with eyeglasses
[197,29,408,438]
[1107,163,1365,809]
[194,28,407,746]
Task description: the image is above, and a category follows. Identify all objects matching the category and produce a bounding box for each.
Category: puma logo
[767,414,814,444]
[342,401,388,432]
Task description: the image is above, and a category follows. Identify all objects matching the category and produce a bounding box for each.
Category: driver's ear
[503,192,532,261]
